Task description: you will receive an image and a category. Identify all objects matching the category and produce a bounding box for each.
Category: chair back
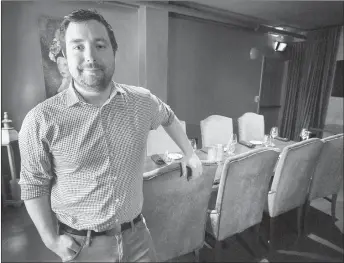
[238,112,265,142]
[308,134,344,201]
[200,115,233,148]
[209,148,279,241]
[268,138,323,217]
[142,162,217,261]
[146,120,186,156]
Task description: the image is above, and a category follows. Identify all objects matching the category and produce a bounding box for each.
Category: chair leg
[297,205,304,239]
[268,216,277,256]
[253,224,263,259]
[258,214,270,251]
[236,233,258,259]
[331,194,338,222]
[303,200,311,235]
[220,239,228,249]
[214,240,222,262]
[193,249,200,262]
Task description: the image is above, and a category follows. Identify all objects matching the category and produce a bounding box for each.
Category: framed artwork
[38,15,71,98]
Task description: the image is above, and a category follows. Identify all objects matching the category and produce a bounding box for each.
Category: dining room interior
[1,0,343,262]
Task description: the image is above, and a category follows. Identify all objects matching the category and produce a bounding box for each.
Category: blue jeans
[60,216,157,262]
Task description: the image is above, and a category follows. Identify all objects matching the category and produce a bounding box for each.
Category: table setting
[144,127,297,186]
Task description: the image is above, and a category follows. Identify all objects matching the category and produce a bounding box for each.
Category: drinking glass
[300,128,309,141]
[216,144,224,161]
[227,133,238,148]
[207,146,217,162]
[263,135,272,147]
[270,127,279,143]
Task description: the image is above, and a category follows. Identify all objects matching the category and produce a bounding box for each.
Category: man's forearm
[163,117,194,157]
[24,195,58,247]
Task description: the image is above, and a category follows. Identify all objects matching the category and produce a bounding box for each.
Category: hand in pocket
[47,234,84,262]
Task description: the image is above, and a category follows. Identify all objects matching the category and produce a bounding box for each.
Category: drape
[280,26,341,140]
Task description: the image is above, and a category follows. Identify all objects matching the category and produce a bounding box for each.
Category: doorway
[257,56,289,133]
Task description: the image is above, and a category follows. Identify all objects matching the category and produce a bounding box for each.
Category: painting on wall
[38,15,71,98]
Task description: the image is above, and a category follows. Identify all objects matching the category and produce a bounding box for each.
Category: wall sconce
[250,47,260,60]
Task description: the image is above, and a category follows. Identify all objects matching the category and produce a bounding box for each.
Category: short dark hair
[58,9,118,56]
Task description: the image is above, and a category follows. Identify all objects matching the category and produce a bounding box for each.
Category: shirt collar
[66,81,126,107]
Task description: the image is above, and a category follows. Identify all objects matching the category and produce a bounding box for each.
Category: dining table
[144,139,297,184]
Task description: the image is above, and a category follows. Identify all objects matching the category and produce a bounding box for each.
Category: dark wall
[167,16,278,145]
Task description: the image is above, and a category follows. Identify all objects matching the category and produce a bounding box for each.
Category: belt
[59,214,142,237]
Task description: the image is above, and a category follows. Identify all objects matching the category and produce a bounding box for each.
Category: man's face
[65,20,115,91]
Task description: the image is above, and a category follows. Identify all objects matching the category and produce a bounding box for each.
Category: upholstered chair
[238,112,265,142]
[200,115,233,148]
[142,161,217,262]
[146,120,186,156]
[265,138,323,251]
[205,148,279,261]
[305,134,343,229]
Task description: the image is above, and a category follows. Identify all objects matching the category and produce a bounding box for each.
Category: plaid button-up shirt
[18,81,175,232]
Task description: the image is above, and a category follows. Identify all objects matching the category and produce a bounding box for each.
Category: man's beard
[74,63,114,92]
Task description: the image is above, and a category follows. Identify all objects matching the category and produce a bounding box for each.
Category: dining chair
[304,134,343,230]
[146,120,186,156]
[264,138,323,252]
[200,115,233,148]
[142,161,217,262]
[238,112,265,142]
[205,148,280,261]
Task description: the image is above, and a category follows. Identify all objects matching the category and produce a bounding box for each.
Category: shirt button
[115,219,119,223]
[115,198,119,202]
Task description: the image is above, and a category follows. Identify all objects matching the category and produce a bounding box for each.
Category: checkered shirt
[18,81,175,231]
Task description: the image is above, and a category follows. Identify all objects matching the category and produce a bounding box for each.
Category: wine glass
[226,133,237,152]
[300,128,309,141]
[263,135,272,147]
[227,143,236,155]
[270,127,278,143]
[232,133,238,145]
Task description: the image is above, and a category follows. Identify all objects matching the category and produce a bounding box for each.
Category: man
[19,9,202,262]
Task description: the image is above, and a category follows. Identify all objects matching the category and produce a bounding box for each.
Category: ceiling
[184,0,344,31]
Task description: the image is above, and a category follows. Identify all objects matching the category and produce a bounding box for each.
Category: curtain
[280,26,341,140]
[280,43,306,139]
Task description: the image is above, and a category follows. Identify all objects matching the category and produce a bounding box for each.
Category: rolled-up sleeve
[149,92,176,130]
[18,109,53,200]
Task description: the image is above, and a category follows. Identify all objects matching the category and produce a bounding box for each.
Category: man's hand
[182,152,203,180]
[45,234,81,262]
